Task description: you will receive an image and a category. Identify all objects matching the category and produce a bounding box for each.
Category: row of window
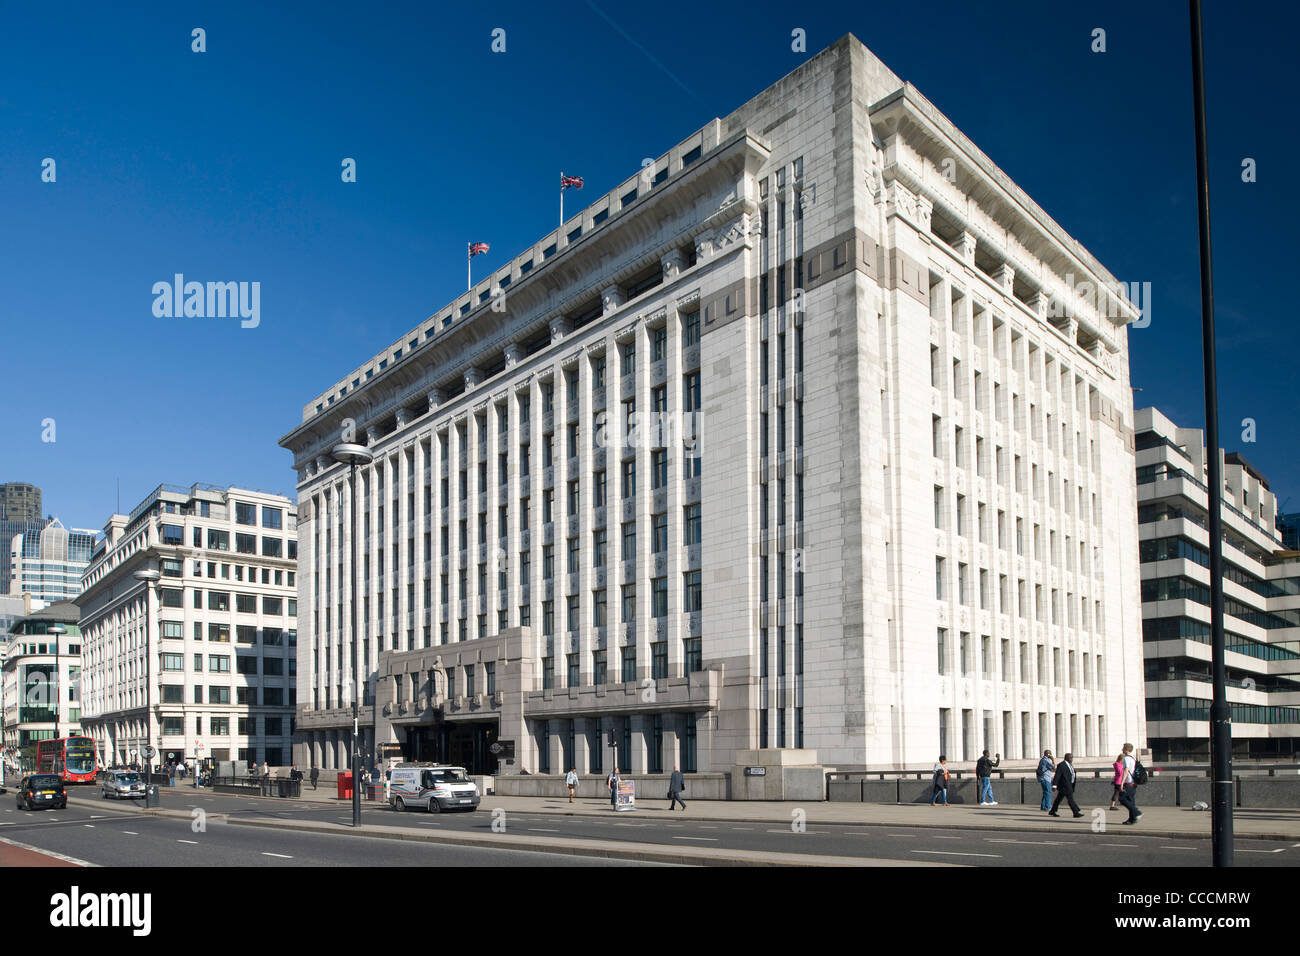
[534,637,703,690]
[158,621,294,645]
[159,715,289,737]
[1141,576,1300,629]
[1140,535,1300,599]
[158,588,295,615]
[1142,616,1300,662]
[937,708,1108,762]
[160,523,296,559]
[936,628,1105,689]
[935,557,1104,631]
[1147,697,1300,725]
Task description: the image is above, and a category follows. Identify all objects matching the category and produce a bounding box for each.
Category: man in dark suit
[667,766,687,811]
[1049,752,1084,818]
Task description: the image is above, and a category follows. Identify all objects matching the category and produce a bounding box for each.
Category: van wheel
[395,797,405,811]
[427,798,440,813]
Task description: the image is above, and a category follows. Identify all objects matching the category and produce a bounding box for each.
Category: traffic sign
[143,745,156,758]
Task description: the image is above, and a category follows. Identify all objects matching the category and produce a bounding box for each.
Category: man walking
[667,765,686,811]
[606,767,621,809]
[565,767,579,803]
[1037,750,1055,811]
[976,750,1001,805]
[310,765,319,791]
[1117,742,1143,825]
[930,756,950,806]
[1049,752,1084,818]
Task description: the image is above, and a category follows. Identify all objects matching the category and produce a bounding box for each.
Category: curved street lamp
[333,441,374,828]
[133,569,161,776]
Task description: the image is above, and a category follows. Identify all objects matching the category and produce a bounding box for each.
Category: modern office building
[1136,407,1300,760]
[0,482,42,523]
[8,518,98,603]
[280,34,1147,776]
[0,592,47,637]
[77,484,298,768]
[2,600,83,763]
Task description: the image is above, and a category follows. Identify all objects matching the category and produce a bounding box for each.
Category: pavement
[248,782,1300,841]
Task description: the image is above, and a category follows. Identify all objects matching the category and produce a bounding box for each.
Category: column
[573,716,595,774]
[548,718,566,775]
[627,714,650,774]
[661,712,682,774]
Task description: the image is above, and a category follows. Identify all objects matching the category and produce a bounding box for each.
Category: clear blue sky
[2,1,1296,530]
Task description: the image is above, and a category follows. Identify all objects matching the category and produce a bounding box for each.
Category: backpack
[1133,760,1149,785]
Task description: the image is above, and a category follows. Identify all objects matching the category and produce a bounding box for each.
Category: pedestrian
[565,767,579,803]
[167,762,176,788]
[1037,750,1055,811]
[310,766,319,791]
[930,756,950,806]
[976,750,1001,806]
[1109,752,1125,810]
[1117,742,1143,825]
[606,766,621,809]
[667,765,687,811]
[1049,752,1084,818]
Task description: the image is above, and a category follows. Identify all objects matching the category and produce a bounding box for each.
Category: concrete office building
[1,482,46,597]
[78,484,298,768]
[2,601,83,761]
[0,482,42,523]
[8,518,98,603]
[1136,407,1300,761]
[280,34,1147,776]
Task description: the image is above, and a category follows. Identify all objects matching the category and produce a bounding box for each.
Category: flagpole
[559,172,564,230]
[467,244,471,293]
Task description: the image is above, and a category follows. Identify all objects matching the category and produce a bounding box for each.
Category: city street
[0,796,657,867]
[2,785,1294,866]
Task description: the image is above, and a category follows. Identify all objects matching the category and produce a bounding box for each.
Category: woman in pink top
[1109,754,1125,810]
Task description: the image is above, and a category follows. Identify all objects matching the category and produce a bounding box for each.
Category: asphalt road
[35,786,1300,866]
[0,798,656,867]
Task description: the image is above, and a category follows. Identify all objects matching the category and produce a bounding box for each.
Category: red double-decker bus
[36,736,97,784]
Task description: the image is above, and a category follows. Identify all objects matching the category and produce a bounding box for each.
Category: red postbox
[337,771,353,800]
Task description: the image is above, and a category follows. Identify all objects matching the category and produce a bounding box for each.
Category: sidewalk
[221,785,1300,841]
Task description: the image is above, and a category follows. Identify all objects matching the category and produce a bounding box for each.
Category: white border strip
[0,836,99,867]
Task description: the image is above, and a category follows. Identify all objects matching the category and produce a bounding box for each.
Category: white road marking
[673,836,718,841]
[986,839,1077,846]
[527,828,560,833]
[912,849,1001,858]
[1098,843,1137,847]
[933,835,963,840]
[177,839,199,844]
[1160,846,1197,850]
[122,831,138,835]
[83,825,95,828]
[698,826,720,830]
[1239,848,1285,854]
[0,836,98,866]
[731,826,754,831]
[262,852,293,858]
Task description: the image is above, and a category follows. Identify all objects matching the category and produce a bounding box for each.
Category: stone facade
[280,34,1147,775]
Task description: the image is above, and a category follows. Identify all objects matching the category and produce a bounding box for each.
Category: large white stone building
[280,34,1147,776]
[78,484,298,768]
[1136,407,1300,761]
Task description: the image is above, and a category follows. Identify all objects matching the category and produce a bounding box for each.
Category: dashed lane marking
[672,836,718,841]
[911,849,1001,858]
[262,852,293,858]
[122,831,138,835]
[177,839,199,845]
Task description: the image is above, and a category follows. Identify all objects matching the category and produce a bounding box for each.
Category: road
[6,786,1295,866]
[0,797,658,867]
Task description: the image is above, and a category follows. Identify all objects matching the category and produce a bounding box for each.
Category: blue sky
[1,1,1296,530]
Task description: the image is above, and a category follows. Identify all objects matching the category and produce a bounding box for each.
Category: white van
[388,763,480,813]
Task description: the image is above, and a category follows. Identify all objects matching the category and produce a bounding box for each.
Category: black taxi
[15,774,67,811]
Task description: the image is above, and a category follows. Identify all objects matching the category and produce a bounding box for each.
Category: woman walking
[1109,752,1125,810]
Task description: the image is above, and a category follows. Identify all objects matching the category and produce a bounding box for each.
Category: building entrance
[405,721,499,775]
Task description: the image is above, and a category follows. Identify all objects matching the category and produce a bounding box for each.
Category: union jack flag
[468,242,490,257]
[560,174,584,190]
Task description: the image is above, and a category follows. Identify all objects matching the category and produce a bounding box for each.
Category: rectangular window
[652,577,668,618]
[261,537,282,558]
[651,640,667,679]
[236,502,257,525]
[236,533,257,554]
[621,646,636,683]
[161,653,184,671]
[208,655,231,673]
[208,591,229,612]
[160,588,183,608]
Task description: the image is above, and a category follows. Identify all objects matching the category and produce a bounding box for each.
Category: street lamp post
[47,625,67,741]
[333,441,374,828]
[133,569,160,780]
